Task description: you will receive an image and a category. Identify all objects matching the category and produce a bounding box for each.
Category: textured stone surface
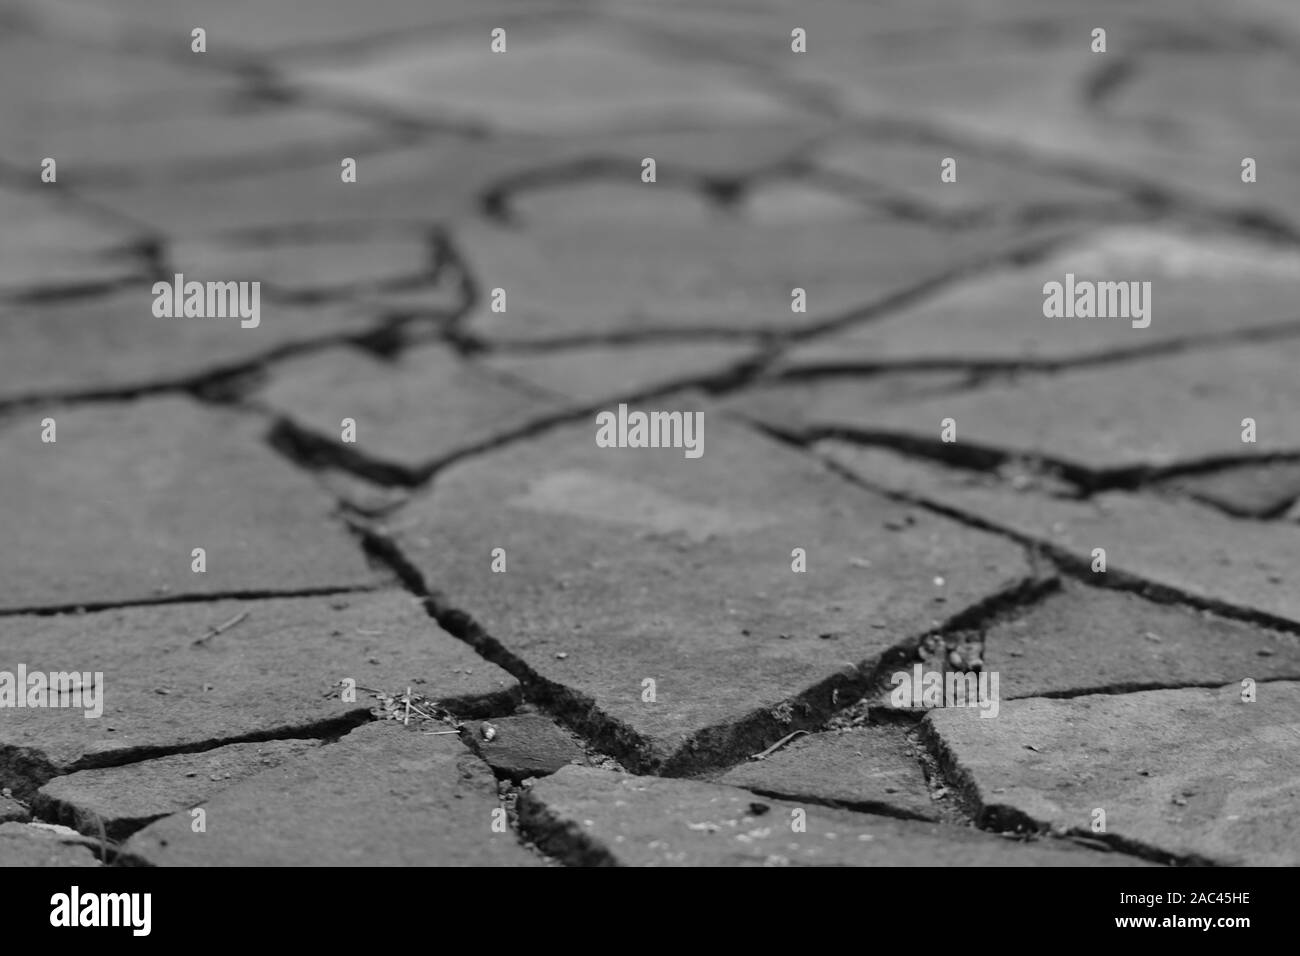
[0,185,144,294]
[0,27,240,147]
[780,229,1300,370]
[481,341,759,405]
[289,23,796,133]
[518,766,1146,866]
[77,137,579,235]
[0,795,31,823]
[462,715,585,781]
[1151,461,1300,518]
[720,371,976,436]
[796,38,1098,146]
[0,396,384,610]
[12,0,583,54]
[736,180,881,224]
[926,683,1300,864]
[810,134,1122,219]
[458,183,1047,344]
[10,0,1300,868]
[4,100,390,184]
[545,120,834,182]
[798,338,1300,472]
[717,724,937,821]
[35,739,324,841]
[257,343,569,477]
[819,442,1300,627]
[974,580,1300,699]
[167,227,434,298]
[0,592,518,795]
[1100,50,1300,227]
[0,822,100,866]
[0,292,391,402]
[388,404,1033,769]
[121,722,539,865]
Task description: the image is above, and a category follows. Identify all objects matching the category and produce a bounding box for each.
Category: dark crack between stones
[0,584,380,620]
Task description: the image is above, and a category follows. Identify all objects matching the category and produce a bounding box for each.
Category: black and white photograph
[0,0,1292,928]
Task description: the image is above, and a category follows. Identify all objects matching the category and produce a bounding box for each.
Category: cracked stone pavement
[2,0,1299,867]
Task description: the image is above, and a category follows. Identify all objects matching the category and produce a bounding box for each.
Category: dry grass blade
[193,611,249,647]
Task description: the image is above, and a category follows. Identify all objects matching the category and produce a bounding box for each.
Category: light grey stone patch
[121,723,540,866]
[780,228,1300,371]
[34,739,325,841]
[0,822,100,866]
[0,292,390,402]
[927,683,1300,864]
[287,23,797,133]
[818,442,1300,628]
[0,396,385,611]
[519,765,1150,866]
[0,592,518,795]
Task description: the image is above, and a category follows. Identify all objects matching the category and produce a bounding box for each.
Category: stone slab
[77,136,580,235]
[121,722,539,865]
[0,794,30,823]
[518,765,1148,865]
[0,591,518,795]
[0,185,144,294]
[977,579,1300,699]
[288,23,796,133]
[781,229,1300,370]
[798,337,1300,473]
[1,396,384,610]
[481,341,759,406]
[35,739,324,841]
[1151,461,1300,518]
[3,99,391,184]
[0,291,392,402]
[926,682,1300,864]
[24,0,587,54]
[166,226,433,298]
[717,724,938,821]
[0,821,100,866]
[256,343,570,478]
[459,183,1050,344]
[387,401,1034,769]
[811,134,1122,219]
[818,442,1300,628]
[462,714,585,781]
